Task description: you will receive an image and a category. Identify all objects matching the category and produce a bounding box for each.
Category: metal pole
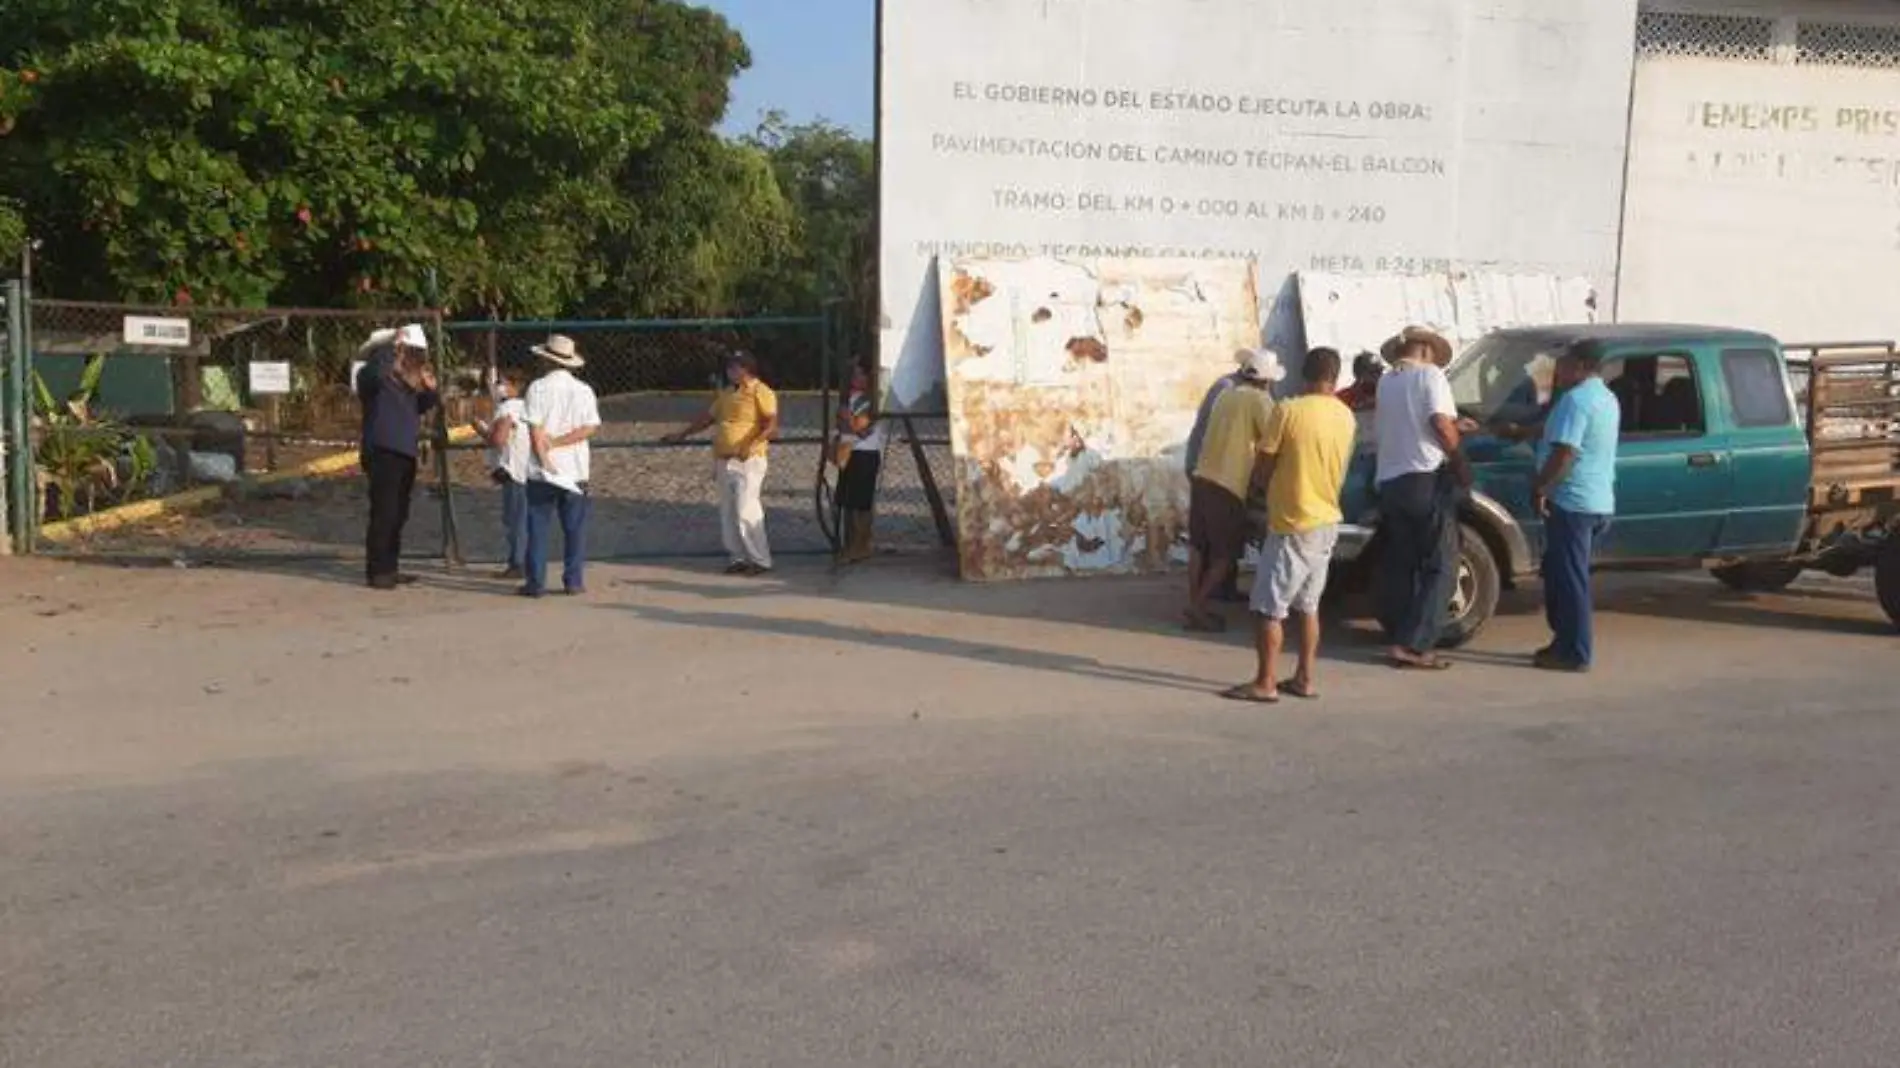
[18,245,36,551]
[816,301,840,551]
[430,312,462,568]
[4,281,26,553]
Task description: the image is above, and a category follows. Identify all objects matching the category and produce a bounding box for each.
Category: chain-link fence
[7,301,954,566]
[19,300,453,558]
[439,318,954,562]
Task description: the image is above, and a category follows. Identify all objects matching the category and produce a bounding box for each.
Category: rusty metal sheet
[940,257,1259,581]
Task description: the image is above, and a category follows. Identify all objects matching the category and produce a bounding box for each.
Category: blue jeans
[499,477,528,571]
[1378,470,1459,653]
[1542,507,1611,666]
[524,480,590,594]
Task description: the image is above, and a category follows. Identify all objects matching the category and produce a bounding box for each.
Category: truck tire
[1877,538,1900,632]
[1439,522,1501,649]
[1711,561,1803,594]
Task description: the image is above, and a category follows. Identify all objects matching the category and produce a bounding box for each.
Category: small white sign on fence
[248,361,293,395]
[122,315,191,348]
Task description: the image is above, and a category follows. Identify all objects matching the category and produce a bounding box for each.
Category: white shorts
[1249,525,1341,620]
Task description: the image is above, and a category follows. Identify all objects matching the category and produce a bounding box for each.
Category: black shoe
[516,586,544,599]
[367,574,398,591]
[724,562,750,575]
[394,573,420,586]
[1532,649,1589,673]
[561,587,586,597]
[497,566,524,581]
[740,563,773,577]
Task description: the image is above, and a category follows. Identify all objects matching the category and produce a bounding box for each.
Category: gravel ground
[40,395,955,562]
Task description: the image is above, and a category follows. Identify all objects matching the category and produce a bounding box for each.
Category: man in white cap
[1184,348,1283,631]
[1185,348,1259,603]
[356,323,436,590]
[519,334,601,598]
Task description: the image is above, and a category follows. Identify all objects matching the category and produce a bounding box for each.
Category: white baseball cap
[395,323,428,349]
[1238,348,1285,383]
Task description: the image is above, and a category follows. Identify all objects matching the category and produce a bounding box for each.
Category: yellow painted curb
[38,426,479,544]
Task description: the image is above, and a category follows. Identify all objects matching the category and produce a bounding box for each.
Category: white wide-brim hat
[533,334,585,369]
[357,323,428,354]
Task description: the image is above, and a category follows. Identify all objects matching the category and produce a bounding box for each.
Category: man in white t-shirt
[1372,327,1469,668]
[519,335,602,598]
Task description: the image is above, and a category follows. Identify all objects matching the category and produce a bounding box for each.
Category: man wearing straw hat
[356,323,436,590]
[1373,325,1469,669]
[519,334,601,598]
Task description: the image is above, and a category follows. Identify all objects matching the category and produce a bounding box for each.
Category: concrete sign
[1620,53,1900,344]
[879,0,1642,411]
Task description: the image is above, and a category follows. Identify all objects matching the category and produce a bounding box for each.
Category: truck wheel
[1439,523,1501,649]
[1711,561,1803,593]
[1877,538,1900,631]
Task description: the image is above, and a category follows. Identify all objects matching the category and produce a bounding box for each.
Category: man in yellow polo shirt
[1224,347,1357,704]
[665,351,781,575]
[1185,348,1283,631]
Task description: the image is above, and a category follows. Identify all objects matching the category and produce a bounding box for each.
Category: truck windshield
[1449,335,1566,425]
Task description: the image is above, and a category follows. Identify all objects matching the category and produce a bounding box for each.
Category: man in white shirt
[519,335,601,598]
[1372,326,1468,668]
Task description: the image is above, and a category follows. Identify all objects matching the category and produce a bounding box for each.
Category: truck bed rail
[1787,341,1899,513]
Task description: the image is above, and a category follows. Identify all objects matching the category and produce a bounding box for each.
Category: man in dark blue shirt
[357,324,438,589]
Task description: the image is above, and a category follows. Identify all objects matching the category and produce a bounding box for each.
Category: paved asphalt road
[2,558,1896,1066]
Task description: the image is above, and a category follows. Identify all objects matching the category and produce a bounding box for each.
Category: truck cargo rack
[1785,341,1900,514]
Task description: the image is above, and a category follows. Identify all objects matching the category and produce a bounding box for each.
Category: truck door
[1598,352,1730,561]
[1713,346,1809,555]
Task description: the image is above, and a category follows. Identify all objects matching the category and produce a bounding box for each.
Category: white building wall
[878,0,1642,410]
[1619,1,1900,342]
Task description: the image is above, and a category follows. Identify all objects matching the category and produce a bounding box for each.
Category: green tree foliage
[0,2,874,320]
[0,0,770,316]
[741,113,874,320]
[0,199,23,265]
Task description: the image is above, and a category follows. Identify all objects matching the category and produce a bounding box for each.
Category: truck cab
[1324,325,1900,643]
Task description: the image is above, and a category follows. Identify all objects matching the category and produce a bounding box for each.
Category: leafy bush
[32,353,159,519]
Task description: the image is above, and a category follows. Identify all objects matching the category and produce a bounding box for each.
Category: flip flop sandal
[1220,685,1280,704]
[1281,681,1321,700]
[1387,655,1454,671]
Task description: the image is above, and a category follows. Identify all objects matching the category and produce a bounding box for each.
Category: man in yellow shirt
[664,351,781,575]
[1224,347,1357,704]
[1185,348,1283,631]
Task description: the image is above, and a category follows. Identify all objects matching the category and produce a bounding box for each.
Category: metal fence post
[429,311,463,568]
[3,281,23,552]
[5,280,36,553]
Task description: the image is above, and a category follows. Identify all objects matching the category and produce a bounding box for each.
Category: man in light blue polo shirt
[1531,348,1620,671]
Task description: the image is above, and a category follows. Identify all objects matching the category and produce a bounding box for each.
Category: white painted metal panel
[1298,270,1598,360]
[880,0,1641,410]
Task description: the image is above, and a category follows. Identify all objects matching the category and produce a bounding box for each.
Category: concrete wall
[1619,1,1900,342]
[878,0,1643,410]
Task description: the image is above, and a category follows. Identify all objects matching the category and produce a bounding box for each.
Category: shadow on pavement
[592,600,1222,696]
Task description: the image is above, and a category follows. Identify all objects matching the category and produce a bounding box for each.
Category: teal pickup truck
[1321,324,1900,644]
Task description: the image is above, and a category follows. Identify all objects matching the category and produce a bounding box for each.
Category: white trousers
[717,456,772,568]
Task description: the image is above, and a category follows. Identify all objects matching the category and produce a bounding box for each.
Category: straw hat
[532,334,585,369]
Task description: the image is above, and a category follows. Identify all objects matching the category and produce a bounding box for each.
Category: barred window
[1636,10,1775,62]
[1796,21,1900,70]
